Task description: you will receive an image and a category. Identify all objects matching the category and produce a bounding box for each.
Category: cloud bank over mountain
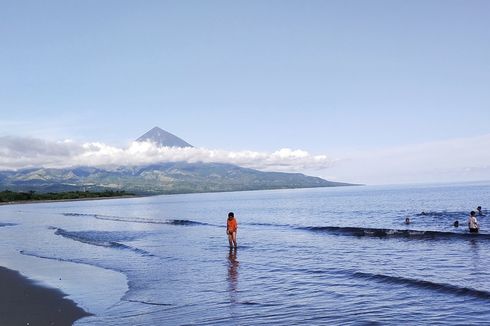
[0,136,333,172]
[2,133,489,185]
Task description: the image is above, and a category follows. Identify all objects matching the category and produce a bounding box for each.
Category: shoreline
[0,266,91,325]
[0,194,141,206]
[0,184,366,207]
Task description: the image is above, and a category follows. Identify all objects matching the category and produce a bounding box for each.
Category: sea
[0,182,489,325]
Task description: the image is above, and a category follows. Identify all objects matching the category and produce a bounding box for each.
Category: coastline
[0,194,140,206]
[0,266,91,325]
[0,184,365,207]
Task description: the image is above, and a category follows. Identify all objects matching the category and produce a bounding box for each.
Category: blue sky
[1,1,489,184]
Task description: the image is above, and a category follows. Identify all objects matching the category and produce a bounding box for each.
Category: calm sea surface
[1,182,490,325]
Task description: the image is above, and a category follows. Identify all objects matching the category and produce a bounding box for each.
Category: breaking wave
[54,228,154,256]
[301,226,490,239]
[352,271,490,299]
[62,213,209,226]
[124,299,172,307]
[61,213,490,240]
[415,210,486,218]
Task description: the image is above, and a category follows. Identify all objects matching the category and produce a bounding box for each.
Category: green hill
[0,162,357,195]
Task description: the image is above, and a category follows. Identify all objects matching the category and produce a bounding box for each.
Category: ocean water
[0,182,490,325]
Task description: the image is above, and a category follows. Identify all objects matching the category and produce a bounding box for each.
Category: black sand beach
[0,266,90,326]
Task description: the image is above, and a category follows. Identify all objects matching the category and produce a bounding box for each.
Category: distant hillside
[0,163,356,195]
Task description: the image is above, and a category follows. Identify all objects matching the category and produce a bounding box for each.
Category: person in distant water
[453,220,459,227]
[227,212,238,248]
[477,206,485,216]
[405,217,410,225]
[468,211,479,233]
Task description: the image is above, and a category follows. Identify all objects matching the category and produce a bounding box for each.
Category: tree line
[0,190,133,202]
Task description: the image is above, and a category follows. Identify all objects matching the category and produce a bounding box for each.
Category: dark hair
[477,206,482,210]
[453,220,459,227]
[471,211,476,216]
[228,212,234,218]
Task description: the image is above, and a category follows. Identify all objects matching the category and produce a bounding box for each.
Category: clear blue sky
[1,1,489,183]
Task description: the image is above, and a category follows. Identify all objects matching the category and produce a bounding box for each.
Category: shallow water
[0,182,489,325]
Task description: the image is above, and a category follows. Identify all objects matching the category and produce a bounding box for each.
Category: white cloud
[321,134,490,184]
[0,137,85,169]
[2,134,489,185]
[0,136,334,172]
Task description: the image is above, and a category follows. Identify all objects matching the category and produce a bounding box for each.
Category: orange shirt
[227,218,237,232]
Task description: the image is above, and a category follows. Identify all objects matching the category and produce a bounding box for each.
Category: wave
[166,219,208,226]
[228,221,490,240]
[352,271,490,299]
[63,213,99,217]
[62,213,209,227]
[301,226,490,240]
[0,222,16,227]
[124,299,172,306]
[62,212,490,240]
[20,250,72,263]
[54,228,154,256]
[247,222,291,228]
[415,211,471,218]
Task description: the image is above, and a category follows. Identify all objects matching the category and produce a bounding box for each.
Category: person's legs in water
[231,231,237,248]
[228,232,234,248]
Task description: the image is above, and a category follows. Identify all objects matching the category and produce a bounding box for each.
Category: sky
[1,0,489,185]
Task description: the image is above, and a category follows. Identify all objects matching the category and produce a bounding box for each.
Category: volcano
[136,127,193,148]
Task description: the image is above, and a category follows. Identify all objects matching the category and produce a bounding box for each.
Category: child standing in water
[227,212,238,248]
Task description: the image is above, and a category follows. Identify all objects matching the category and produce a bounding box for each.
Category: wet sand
[0,266,91,325]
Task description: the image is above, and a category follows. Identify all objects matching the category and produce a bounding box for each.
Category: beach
[0,266,90,325]
[0,183,489,325]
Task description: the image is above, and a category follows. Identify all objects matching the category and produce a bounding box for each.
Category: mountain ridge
[0,162,357,195]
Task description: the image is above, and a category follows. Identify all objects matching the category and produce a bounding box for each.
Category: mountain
[136,127,193,148]
[0,163,356,195]
[0,128,359,195]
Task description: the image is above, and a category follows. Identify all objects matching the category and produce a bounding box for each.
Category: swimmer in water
[477,206,485,216]
[468,211,479,233]
[405,217,410,224]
